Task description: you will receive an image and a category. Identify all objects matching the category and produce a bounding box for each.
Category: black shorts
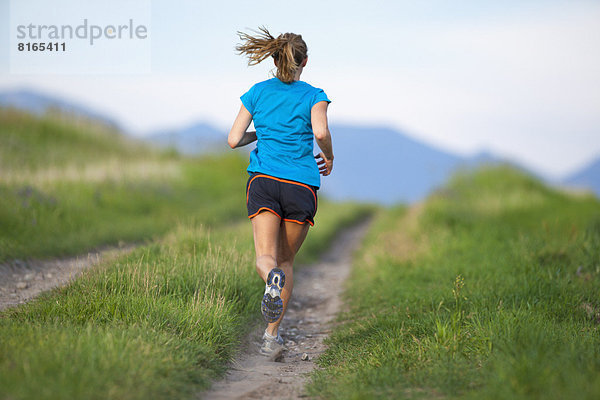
[246,173,318,226]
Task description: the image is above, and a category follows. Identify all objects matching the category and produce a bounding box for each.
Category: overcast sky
[1,0,599,179]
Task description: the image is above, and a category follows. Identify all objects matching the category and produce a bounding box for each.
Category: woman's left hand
[315,152,333,176]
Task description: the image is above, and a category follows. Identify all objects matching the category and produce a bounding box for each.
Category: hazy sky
[1,0,599,179]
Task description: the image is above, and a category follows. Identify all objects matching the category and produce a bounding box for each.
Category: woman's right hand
[315,152,333,176]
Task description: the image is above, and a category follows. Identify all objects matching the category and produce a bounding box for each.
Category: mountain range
[1,88,598,202]
[319,124,500,203]
[563,158,600,197]
[147,121,231,155]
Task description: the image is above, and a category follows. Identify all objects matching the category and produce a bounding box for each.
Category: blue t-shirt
[240,77,330,188]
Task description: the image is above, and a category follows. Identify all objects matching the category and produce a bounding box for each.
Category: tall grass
[0,223,258,399]
[308,166,600,399]
[0,199,370,400]
[0,108,151,173]
[0,156,251,261]
[0,108,252,261]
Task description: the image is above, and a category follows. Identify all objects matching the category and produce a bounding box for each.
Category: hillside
[0,108,152,175]
[0,107,249,261]
[0,88,121,129]
[309,166,600,399]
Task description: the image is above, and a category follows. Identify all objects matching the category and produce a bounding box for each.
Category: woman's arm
[228,104,257,149]
[311,101,334,176]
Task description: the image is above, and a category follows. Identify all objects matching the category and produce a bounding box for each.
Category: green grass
[0,107,151,172]
[308,166,600,399]
[0,155,251,261]
[0,201,368,400]
[0,223,256,399]
[0,108,252,261]
[0,108,374,262]
[297,200,374,264]
[0,107,374,399]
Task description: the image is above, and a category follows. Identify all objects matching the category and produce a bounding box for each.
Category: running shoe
[261,267,286,322]
[260,329,284,360]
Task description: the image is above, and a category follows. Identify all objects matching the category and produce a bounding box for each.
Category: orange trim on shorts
[246,174,317,215]
[284,218,315,226]
[248,207,281,220]
[248,210,314,226]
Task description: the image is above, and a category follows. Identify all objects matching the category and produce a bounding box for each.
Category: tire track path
[0,245,136,311]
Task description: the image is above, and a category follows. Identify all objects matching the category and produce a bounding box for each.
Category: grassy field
[0,108,256,261]
[0,108,151,173]
[308,167,600,399]
[0,108,372,399]
[0,205,367,400]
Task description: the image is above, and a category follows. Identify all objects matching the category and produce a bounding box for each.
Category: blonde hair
[236,26,308,84]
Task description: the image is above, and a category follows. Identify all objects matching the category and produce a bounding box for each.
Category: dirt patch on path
[200,218,371,400]
[0,245,136,311]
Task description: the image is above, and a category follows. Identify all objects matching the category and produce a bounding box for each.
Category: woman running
[228,27,334,358]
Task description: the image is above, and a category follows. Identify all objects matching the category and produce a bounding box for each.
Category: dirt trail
[200,218,371,400]
[0,245,135,311]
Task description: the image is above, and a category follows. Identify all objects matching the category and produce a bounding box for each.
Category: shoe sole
[261,268,285,323]
[267,267,285,288]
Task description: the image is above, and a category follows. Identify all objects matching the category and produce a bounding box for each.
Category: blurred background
[3,3,600,398]
[1,0,599,204]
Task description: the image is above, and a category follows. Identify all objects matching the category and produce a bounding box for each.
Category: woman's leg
[266,220,310,336]
[251,211,281,281]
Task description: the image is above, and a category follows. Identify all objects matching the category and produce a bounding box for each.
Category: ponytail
[236,26,307,84]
